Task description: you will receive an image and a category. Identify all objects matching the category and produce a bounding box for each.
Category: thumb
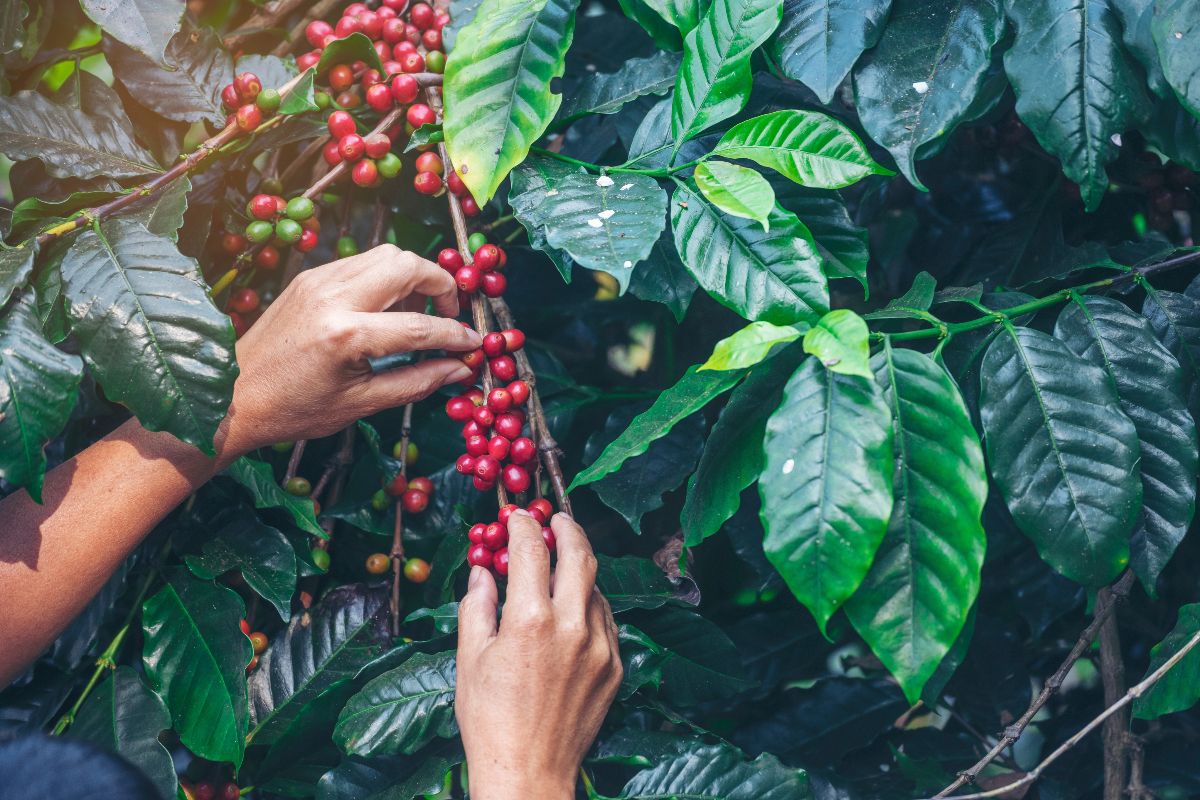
[457,566,498,658]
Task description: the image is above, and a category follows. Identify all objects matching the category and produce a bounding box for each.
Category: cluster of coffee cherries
[322,109,407,187]
[465,500,556,576]
[364,551,430,583]
[240,618,268,672]
[298,1,448,77]
[439,232,508,301]
[180,778,241,800]
[219,71,278,132]
[419,151,480,214]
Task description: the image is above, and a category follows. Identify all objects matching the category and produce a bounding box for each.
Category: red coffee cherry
[222,232,246,254]
[297,229,319,252]
[361,66,384,88]
[487,435,510,460]
[352,159,379,186]
[464,387,485,406]
[508,380,530,405]
[490,355,517,382]
[221,83,241,110]
[382,17,406,43]
[415,151,443,175]
[297,50,321,71]
[359,10,383,38]
[334,15,362,37]
[456,454,476,475]
[327,110,356,138]
[240,618,251,635]
[422,28,443,51]
[474,455,501,483]
[446,170,468,197]
[400,52,425,73]
[194,783,217,800]
[473,244,500,271]
[472,405,494,428]
[469,523,487,543]
[482,332,507,357]
[385,473,408,497]
[497,503,519,525]
[483,522,508,550]
[438,248,464,272]
[528,497,553,522]
[409,476,434,495]
[249,193,278,220]
[338,133,366,161]
[473,475,496,491]
[462,420,485,439]
[455,264,481,293]
[494,548,510,576]
[322,139,343,165]
[460,196,481,216]
[364,132,392,159]
[407,103,436,128]
[410,3,435,28]
[255,245,280,269]
[446,395,475,421]
[393,40,417,58]
[404,22,422,44]
[413,171,442,195]
[500,328,526,352]
[487,388,513,412]
[329,63,354,91]
[236,104,263,131]
[502,464,530,493]
[391,73,419,104]
[229,288,260,314]
[494,412,523,439]
[542,526,556,551]
[509,436,536,465]
[250,631,269,654]
[234,72,262,101]
[366,82,393,112]
[306,20,333,47]
[467,543,494,568]
[465,434,489,457]
[401,489,429,513]
[481,272,507,298]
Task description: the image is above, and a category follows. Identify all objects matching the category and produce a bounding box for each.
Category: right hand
[455,511,622,800]
[219,244,481,460]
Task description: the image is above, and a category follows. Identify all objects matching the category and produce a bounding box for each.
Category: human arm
[0,244,481,687]
[455,511,623,800]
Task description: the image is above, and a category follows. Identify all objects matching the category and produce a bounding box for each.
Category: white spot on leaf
[1111,133,1123,146]
[596,175,615,187]
[598,209,615,219]
[623,260,632,268]
[620,183,634,191]
[822,357,841,367]
[545,188,558,196]
[587,218,603,228]
[782,458,795,475]
[912,81,929,94]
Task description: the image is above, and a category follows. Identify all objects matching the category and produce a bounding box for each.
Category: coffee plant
[4,0,1200,797]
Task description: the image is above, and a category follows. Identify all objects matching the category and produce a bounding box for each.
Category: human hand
[218,244,481,459]
[455,511,622,800]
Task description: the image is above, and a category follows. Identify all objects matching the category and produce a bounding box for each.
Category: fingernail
[468,566,486,588]
[553,511,573,522]
[465,328,483,346]
[511,509,532,518]
[448,364,473,382]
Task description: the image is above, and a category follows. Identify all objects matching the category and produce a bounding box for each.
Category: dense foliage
[4,0,1200,798]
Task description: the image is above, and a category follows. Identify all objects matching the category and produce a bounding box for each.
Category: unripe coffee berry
[275,218,303,245]
[285,476,312,496]
[245,220,274,244]
[336,236,359,257]
[285,196,315,220]
[426,50,446,73]
[403,558,431,583]
[371,489,390,511]
[481,272,507,297]
[467,543,493,568]
[366,553,390,574]
[312,547,331,571]
[250,632,269,654]
[509,436,536,464]
[256,88,281,113]
[401,489,429,513]
[352,159,379,186]
[377,152,403,179]
[468,232,488,251]
[438,248,464,271]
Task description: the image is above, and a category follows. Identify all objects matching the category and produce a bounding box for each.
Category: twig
[283,440,307,484]
[271,0,342,56]
[932,627,1200,800]
[933,571,1137,798]
[312,427,356,499]
[1125,735,1155,800]
[34,70,309,248]
[224,0,308,52]
[391,399,414,637]
[1098,587,1130,800]
[280,136,329,188]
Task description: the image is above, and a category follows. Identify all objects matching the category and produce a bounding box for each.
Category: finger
[457,566,499,661]
[350,312,481,359]
[549,513,597,619]
[504,509,552,611]
[337,244,459,317]
[361,358,473,410]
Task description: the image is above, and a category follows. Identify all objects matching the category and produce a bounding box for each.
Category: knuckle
[514,605,554,633]
[319,314,357,348]
[570,552,599,582]
[372,242,401,260]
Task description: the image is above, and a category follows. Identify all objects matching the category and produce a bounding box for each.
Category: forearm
[0,417,239,687]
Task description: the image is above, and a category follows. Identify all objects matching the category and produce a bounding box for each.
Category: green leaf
[700,321,803,371]
[1143,285,1200,420]
[770,0,892,104]
[404,602,460,634]
[317,742,465,800]
[255,679,358,789]
[278,68,318,115]
[508,169,668,291]
[0,292,83,502]
[844,347,987,704]
[444,0,580,202]
[569,365,746,489]
[622,608,753,705]
[1133,603,1200,719]
[694,161,775,230]
[773,184,869,294]
[628,229,698,321]
[558,50,681,121]
[1054,296,1198,592]
[619,743,809,799]
[643,0,706,33]
[80,0,184,64]
[334,651,458,757]
[979,325,1141,586]
[671,181,829,325]
[683,344,804,547]
[759,358,893,633]
[618,0,686,49]
[852,0,1004,190]
[129,177,191,241]
[226,457,325,537]
[106,24,233,126]
[186,512,299,621]
[403,122,443,153]
[8,191,116,242]
[597,556,678,612]
[802,309,872,378]
[248,585,390,746]
[72,666,176,800]
[1142,95,1200,173]
[142,569,251,767]
[1114,0,1168,97]
[671,0,783,146]
[586,407,705,533]
[0,91,161,180]
[1153,0,1200,118]
[316,32,384,76]
[507,155,578,281]
[714,109,891,189]
[59,219,237,454]
[1003,0,1153,210]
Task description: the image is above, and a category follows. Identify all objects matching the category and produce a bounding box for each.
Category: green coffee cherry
[311,548,331,571]
[245,220,275,244]
[371,489,390,512]
[314,90,331,109]
[256,88,281,113]
[275,218,303,245]
[425,51,446,74]
[285,196,315,221]
[260,177,284,196]
[285,476,312,496]
[271,440,293,452]
[377,152,403,179]
[336,236,359,258]
[467,232,488,251]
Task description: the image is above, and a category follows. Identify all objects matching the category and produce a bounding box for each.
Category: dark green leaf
[770,0,892,104]
[334,651,458,757]
[597,555,677,612]
[1142,96,1200,172]
[852,0,1004,189]
[774,184,869,294]
[0,91,161,180]
[1114,0,1168,97]
[129,176,191,241]
[142,569,251,767]
[1003,0,1152,210]
[0,0,26,55]
[671,181,828,325]
[559,51,681,121]
[509,169,668,291]
[1133,603,1200,719]
[844,347,986,703]
[403,122,443,153]
[618,0,686,49]
[1143,286,1200,422]
[759,358,893,633]
[569,364,745,489]
[59,219,237,454]
[671,0,783,146]
[620,743,809,799]
[0,292,83,502]
[316,741,465,800]
[72,666,176,800]
[81,0,184,64]
[979,325,1141,586]
[591,728,706,766]
[627,229,698,321]
[507,155,577,281]
[404,602,460,633]
[802,309,872,378]
[226,457,325,537]
[106,25,233,126]
[1153,0,1200,118]
[186,512,299,621]
[683,343,804,547]
[444,0,581,202]
[248,585,390,746]
[316,32,384,76]
[625,607,753,705]
[714,109,891,189]
[8,191,116,243]
[586,407,705,532]
[255,679,359,790]
[1054,296,1198,592]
